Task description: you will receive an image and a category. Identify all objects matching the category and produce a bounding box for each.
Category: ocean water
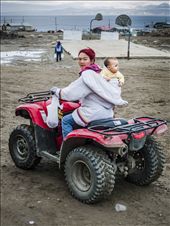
[1,15,170,31]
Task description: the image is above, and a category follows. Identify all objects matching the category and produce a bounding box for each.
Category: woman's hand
[116,100,128,107]
[50,87,60,97]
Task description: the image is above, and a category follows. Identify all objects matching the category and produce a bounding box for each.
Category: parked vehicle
[9,91,168,203]
[153,22,170,29]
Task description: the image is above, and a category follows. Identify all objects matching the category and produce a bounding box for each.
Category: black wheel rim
[14,135,29,161]
[71,160,92,192]
[132,151,145,171]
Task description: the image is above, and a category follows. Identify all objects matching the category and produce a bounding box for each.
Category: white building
[5,23,35,32]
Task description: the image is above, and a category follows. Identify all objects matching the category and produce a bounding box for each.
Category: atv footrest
[40,151,60,163]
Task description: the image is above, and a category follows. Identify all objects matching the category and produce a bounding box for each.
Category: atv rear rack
[19,91,51,103]
[88,117,167,136]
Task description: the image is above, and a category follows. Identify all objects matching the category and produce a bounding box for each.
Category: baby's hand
[118,81,124,87]
[103,76,111,81]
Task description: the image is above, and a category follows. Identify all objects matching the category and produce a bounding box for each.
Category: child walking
[55,41,63,62]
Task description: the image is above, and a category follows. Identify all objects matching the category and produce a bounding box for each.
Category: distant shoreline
[1,15,170,32]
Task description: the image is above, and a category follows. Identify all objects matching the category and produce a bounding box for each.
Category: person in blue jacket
[55,41,63,62]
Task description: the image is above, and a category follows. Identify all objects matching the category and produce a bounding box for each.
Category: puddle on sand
[0,50,46,64]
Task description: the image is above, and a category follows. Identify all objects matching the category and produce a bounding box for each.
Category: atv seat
[88,118,128,130]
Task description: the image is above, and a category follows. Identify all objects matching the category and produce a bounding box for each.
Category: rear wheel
[9,124,41,169]
[64,146,115,204]
[147,136,165,181]
[126,136,165,185]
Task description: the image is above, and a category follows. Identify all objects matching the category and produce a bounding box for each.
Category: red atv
[9,91,168,204]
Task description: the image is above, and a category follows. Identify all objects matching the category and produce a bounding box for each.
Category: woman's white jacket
[59,69,127,126]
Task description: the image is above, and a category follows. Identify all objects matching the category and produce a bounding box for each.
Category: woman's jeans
[62,114,78,138]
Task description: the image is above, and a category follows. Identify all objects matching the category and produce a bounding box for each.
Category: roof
[4,23,34,27]
[93,26,114,31]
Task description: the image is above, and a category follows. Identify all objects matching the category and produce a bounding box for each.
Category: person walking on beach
[50,48,128,138]
[55,41,63,62]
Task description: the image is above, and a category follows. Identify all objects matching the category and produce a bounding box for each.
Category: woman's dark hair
[78,48,96,61]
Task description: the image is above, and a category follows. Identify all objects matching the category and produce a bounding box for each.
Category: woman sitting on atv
[50,48,128,138]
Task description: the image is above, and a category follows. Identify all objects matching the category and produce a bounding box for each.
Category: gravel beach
[1,32,170,226]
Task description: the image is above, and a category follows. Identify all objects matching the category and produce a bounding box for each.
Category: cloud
[133,2,170,16]
[1,1,170,16]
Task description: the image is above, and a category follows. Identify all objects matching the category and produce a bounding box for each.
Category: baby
[101,57,124,86]
[101,57,128,110]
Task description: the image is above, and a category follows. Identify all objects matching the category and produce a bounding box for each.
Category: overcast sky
[1,1,170,16]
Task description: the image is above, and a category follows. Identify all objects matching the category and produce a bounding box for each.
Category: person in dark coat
[55,41,63,62]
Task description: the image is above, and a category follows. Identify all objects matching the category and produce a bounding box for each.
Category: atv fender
[16,103,48,129]
[59,128,126,166]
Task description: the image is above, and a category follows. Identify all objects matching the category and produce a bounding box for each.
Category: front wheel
[126,136,166,185]
[64,146,115,204]
[9,124,41,169]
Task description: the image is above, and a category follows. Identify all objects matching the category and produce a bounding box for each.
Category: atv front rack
[19,91,52,103]
[88,117,167,136]
[19,91,79,104]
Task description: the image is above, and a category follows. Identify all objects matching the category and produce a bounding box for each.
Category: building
[3,23,35,32]
[153,22,170,29]
[22,23,36,31]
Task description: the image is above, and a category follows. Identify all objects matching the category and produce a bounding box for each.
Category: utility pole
[127,27,131,60]
[55,17,57,31]
[108,19,110,28]
[22,16,24,24]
